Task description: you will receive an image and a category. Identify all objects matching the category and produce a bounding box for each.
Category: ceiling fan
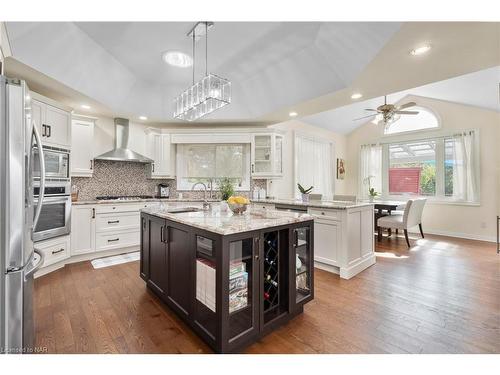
[353,96,419,129]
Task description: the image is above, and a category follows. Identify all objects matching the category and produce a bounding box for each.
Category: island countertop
[141,205,313,236]
[251,198,373,210]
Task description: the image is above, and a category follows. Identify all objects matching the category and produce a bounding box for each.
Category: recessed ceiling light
[162,51,193,68]
[81,104,91,109]
[410,44,431,56]
[289,111,298,117]
[139,116,148,121]
[351,93,363,100]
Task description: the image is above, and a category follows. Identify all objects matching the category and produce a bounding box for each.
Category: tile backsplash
[72,160,267,201]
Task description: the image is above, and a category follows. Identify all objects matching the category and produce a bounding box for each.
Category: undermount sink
[166,207,202,213]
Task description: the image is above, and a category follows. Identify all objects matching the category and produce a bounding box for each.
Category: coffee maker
[158,183,170,198]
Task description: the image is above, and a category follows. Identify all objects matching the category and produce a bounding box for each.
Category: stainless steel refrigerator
[1,76,45,353]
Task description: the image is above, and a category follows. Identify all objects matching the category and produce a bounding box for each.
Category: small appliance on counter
[158,183,170,198]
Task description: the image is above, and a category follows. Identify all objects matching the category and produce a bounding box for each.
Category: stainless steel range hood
[95,118,152,163]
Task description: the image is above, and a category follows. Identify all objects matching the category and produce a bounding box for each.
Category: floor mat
[90,251,140,269]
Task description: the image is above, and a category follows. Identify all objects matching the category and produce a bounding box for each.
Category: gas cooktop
[95,195,155,201]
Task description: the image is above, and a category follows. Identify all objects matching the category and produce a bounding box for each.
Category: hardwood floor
[34,233,500,354]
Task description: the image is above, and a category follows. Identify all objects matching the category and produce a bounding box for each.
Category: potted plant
[297,183,313,202]
[363,176,379,202]
[219,177,235,212]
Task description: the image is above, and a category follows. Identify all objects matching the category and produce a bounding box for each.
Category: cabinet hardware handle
[41,124,46,137]
[152,163,155,173]
[108,238,119,242]
[142,219,146,230]
[92,208,95,219]
[90,160,93,170]
[251,163,255,173]
[321,212,325,215]
[47,125,51,138]
[160,226,164,243]
[108,220,120,224]
[51,248,64,255]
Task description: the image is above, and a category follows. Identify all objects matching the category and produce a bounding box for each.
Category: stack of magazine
[229,261,248,314]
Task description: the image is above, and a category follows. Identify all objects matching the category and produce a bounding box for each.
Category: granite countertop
[141,205,313,236]
[72,198,221,205]
[251,198,373,210]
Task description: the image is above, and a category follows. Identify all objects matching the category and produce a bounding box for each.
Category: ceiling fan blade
[364,109,378,112]
[397,102,417,110]
[395,110,419,115]
[352,114,375,121]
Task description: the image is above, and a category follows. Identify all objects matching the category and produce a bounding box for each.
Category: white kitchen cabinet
[35,234,70,268]
[31,97,71,149]
[308,205,375,279]
[251,133,283,178]
[71,118,95,177]
[146,132,176,178]
[312,215,341,267]
[71,205,96,255]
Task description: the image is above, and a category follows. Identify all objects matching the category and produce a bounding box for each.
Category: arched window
[384,106,439,135]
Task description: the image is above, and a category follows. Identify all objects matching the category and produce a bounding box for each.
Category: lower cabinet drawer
[96,212,140,233]
[35,235,70,268]
[308,208,340,219]
[95,230,140,251]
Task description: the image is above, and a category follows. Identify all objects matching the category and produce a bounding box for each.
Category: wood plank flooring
[34,233,500,353]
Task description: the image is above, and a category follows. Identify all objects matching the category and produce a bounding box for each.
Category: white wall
[346,95,500,242]
[269,120,347,199]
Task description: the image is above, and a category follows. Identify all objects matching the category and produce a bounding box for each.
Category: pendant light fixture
[173,22,231,121]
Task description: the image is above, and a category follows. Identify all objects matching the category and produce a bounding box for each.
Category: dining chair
[376,198,427,247]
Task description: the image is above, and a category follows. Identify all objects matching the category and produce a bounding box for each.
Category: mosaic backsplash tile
[72,160,267,201]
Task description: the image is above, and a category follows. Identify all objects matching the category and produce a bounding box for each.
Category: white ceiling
[5,22,401,122]
[302,66,500,134]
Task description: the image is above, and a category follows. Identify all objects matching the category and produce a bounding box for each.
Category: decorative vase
[301,193,310,202]
[296,254,302,270]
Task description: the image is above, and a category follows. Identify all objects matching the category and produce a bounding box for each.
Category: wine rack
[263,231,279,312]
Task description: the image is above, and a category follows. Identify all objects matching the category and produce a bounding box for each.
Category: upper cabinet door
[147,133,175,179]
[71,119,94,177]
[251,133,283,178]
[31,99,44,138]
[44,104,71,148]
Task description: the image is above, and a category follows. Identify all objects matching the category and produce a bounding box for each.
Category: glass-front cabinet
[251,133,284,178]
[292,225,314,307]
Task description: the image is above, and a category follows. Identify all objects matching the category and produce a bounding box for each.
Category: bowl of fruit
[227,196,250,215]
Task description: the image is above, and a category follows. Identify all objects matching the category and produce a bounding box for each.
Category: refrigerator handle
[32,122,45,230]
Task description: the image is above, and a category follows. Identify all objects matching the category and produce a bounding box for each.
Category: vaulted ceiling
[302,66,500,134]
[4,22,499,126]
[5,22,399,122]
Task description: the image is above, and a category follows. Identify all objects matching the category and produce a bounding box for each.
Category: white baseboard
[407,228,496,243]
[314,253,376,280]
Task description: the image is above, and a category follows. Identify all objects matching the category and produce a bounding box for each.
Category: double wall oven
[33,145,71,242]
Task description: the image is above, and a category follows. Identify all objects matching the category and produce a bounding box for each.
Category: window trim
[382,104,442,137]
[176,143,251,191]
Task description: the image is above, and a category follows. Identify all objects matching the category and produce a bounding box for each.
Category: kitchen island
[252,199,375,279]
[140,205,314,353]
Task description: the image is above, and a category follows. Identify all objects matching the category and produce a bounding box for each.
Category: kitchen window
[360,130,479,203]
[177,144,251,191]
[294,134,335,200]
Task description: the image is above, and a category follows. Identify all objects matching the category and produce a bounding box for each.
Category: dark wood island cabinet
[140,206,314,353]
